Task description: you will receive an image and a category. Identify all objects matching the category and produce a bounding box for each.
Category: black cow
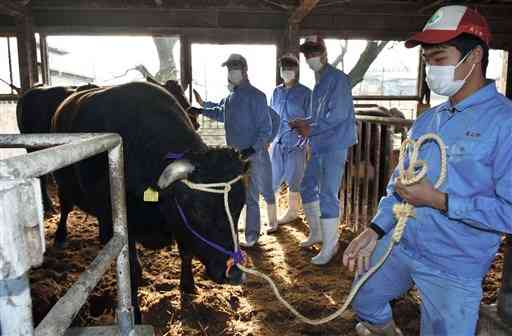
[51,81,247,323]
[17,81,194,215]
[16,84,98,213]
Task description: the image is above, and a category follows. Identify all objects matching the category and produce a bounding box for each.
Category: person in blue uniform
[193,53,276,247]
[269,53,311,230]
[291,35,357,265]
[343,6,512,336]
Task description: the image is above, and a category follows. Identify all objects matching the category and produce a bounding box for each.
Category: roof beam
[289,0,321,24]
[0,1,26,17]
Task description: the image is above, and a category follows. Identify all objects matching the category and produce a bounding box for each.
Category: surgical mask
[426,51,475,97]
[280,69,296,83]
[306,56,324,72]
[228,70,243,86]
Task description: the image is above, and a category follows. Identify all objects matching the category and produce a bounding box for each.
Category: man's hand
[289,119,311,137]
[193,89,205,107]
[395,178,447,211]
[240,147,256,161]
[187,107,203,115]
[342,228,379,274]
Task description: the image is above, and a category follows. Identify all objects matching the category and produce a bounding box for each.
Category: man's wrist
[369,223,385,240]
[432,191,448,212]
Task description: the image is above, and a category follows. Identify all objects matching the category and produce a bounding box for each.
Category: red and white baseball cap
[300,35,326,53]
[405,5,491,49]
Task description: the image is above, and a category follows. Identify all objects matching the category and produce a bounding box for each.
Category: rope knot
[393,203,415,220]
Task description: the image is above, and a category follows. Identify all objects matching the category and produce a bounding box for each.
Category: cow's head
[157,147,247,284]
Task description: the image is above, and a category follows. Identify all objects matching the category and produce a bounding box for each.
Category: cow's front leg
[176,240,196,294]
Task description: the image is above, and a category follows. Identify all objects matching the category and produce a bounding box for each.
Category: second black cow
[51,81,247,322]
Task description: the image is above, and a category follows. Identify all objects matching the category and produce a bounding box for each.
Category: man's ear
[468,45,484,66]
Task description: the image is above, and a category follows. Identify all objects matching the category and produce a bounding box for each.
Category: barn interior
[1,0,512,335]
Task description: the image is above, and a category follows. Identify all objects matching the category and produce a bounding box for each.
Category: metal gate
[0,133,149,336]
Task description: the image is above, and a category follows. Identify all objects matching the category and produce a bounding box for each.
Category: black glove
[240,146,256,160]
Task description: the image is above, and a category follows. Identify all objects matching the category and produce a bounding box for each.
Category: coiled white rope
[182,134,447,325]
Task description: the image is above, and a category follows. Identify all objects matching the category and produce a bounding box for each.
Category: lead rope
[183,133,447,325]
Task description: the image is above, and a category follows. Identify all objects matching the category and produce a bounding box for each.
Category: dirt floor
[29,185,503,336]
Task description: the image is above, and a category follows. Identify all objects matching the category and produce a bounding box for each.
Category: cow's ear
[157,160,195,190]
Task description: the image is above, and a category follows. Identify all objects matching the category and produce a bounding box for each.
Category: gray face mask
[307,56,324,72]
[228,70,243,86]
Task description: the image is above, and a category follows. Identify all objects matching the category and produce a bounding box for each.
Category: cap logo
[426,9,443,28]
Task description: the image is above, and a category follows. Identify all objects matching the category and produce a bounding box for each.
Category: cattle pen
[2,1,512,335]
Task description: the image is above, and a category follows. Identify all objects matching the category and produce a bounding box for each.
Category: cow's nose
[226,265,245,285]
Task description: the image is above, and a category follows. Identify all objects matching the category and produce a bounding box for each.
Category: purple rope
[166,152,185,160]
[174,198,245,264]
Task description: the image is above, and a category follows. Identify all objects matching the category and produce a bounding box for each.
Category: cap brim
[280,57,299,65]
[405,30,462,48]
[221,60,246,67]
[299,42,324,53]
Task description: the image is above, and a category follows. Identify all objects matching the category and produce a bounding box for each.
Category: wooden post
[278,23,300,85]
[498,237,512,326]
[498,50,512,326]
[180,34,192,100]
[498,49,512,324]
[16,12,38,92]
[39,33,50,85]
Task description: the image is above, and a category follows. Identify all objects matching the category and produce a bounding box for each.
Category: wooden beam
[289,0,321,24]
[16,13,38,92]
[0,0,25,17]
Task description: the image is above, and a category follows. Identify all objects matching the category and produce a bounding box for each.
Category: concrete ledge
[64,325,155,336]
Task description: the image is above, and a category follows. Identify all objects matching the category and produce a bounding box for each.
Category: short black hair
[422,33,489,74]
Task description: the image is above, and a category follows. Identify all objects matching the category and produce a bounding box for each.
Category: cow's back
[52,82,206,247]
[17,86,74,133]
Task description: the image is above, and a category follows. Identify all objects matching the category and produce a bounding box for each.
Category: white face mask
[280,68,296,83]
[228,69,244,86]
[306,56,324,72]
[426,51,475,97]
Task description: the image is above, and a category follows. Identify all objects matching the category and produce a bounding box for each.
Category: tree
[152,36,179,82]
[347,41,389,88]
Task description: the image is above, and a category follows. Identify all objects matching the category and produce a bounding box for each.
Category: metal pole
[35,236,124,336]
[108,144,135,335]
[0,134,120,178]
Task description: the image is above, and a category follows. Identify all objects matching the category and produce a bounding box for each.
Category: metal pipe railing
[0,133,134,336]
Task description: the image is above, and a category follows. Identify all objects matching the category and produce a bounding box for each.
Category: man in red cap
[343,5,512,335]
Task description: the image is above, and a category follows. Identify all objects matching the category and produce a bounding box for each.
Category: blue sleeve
[303,88,312,119]
[202,99,226,122]
[371,167,402,234]
[270,89,277,111]
[311,74,354,135]
[447,121,512,234]
[251,93,272,152]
